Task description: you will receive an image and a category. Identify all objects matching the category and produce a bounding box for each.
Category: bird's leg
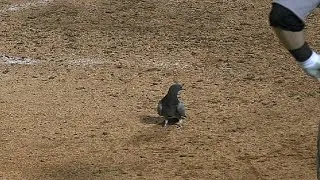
[163,119,168,127]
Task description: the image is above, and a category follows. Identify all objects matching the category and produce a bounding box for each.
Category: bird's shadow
[140,115,180,126]
[140,115,164,125]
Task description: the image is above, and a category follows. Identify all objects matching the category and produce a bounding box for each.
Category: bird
[157,83,186,128]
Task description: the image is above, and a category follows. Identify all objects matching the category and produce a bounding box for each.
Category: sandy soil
[1,0,320,179]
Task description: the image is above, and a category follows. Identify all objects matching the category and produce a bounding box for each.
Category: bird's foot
[176,119,183,129]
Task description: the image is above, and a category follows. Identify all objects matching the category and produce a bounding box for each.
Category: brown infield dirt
[1,0,320,179]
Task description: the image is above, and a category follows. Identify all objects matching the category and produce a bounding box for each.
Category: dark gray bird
[157,83,186,127]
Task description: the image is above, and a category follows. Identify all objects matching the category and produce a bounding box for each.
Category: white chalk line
[69,58,106,66]
[0,0,53,13]
[0,55,105,66]
[0,54,193,71]
[0,54,37,65]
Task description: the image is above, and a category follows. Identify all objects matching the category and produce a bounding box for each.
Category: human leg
[269,1,320,79]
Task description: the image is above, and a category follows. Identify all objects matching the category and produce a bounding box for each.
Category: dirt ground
[1,0,320,179]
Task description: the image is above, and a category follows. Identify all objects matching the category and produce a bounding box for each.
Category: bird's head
[168,83,184,96]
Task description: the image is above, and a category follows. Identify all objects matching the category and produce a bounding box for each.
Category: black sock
[289,42,313,62]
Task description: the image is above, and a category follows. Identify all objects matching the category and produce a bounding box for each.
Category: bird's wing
[177,101,186,117]
[157,101,163,116]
